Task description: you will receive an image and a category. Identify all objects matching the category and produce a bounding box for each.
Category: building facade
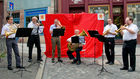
[58,0,140,44]
[2,0,55,43]
[0,0,4,33]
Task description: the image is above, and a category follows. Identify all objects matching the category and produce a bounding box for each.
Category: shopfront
[59,0,140,44]
[24,7,48,27]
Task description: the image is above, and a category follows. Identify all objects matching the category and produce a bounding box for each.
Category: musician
[67,29,84,65]
[27,16,42,62]
[1,16,22,70]
[49,19,63,63]
[120,17,138,72]
[103,19,118,65]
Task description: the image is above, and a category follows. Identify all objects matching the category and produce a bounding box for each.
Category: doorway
[113,5,124,39]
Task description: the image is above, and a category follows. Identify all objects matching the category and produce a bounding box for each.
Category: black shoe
[52,59,55,63]
[58,59,63,63]
[76,61,81,65]
[28,59,32,62]
[71,59,77,64]
[16,66,25,69]
[8,67,13,70]
[120,67,128,70]
[105,61,110,64]
[109,62,114,65]
[128,68,135,72]
[37,59,43,62]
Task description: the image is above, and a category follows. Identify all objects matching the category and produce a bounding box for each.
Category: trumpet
[115,24,127,33]
[103,29,111,36]
[5,23,20,38]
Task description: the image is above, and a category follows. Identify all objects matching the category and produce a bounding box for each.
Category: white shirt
[1,23,17,38]
[28,21,42,35]
[103,24,118,38]
[122,23,139,41]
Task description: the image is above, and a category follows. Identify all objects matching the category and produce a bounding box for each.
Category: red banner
[42,13,104,58]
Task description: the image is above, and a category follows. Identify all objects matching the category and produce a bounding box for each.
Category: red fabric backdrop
[42,13,104,58]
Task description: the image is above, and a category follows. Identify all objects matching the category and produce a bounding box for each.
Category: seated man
[67,29,84,65]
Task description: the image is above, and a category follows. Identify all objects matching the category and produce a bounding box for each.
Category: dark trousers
[122,39,137,69]
[105,38,115,63]
[67,47,82,61]
[6,38,21,67]
[28,35,41,60]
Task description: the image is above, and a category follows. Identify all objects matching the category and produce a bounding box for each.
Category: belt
[106,37,115,39]
[7,38,15,40]
[124,39,136,42]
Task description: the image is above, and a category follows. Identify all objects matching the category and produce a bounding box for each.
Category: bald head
[32,16,38,23]
[74,29,80,36]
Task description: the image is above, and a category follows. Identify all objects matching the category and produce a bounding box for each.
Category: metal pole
[10,10,12,16]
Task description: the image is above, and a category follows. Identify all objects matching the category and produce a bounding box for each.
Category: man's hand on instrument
[108,31,112,34]
[56,26,61,29]
[72,43,76,45]
[36,23,40,26]
[121,26,127,30]
[105,31,110,35]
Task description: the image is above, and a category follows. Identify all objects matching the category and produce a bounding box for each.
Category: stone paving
[0,43,45,79]
[42,56,140,79]
[0,44,140,79]
[42,45,140,79]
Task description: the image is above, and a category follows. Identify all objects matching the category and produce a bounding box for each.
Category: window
[88,5,110,26]
[127,3,140,30]
[12,13,20,24]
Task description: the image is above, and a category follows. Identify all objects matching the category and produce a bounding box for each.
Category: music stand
[91,32,112,76]
[53,28,65,66]
[14,28,32,77]
[71,36,85,43]
[53,28,65,37]
[71,36,79,43]
[87,30,100,66]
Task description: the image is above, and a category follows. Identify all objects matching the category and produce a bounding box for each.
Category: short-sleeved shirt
[122,23,139,41]
[103,24,118,38]
[49,24,61,36]
[1,23,17,38]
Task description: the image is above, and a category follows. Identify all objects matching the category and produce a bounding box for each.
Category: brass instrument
[67,30,88,51]
[115,24,127,33]
[5,23,20,38]
[57,21,65,29]
[103,29,111,36]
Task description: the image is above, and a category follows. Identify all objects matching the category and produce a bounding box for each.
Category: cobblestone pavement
[42,57,140,79]
[0,43,45,79]
[42,45,140,79]
[0,44,140,79]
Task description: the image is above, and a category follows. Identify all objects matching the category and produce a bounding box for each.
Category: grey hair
[54,19,59,23]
